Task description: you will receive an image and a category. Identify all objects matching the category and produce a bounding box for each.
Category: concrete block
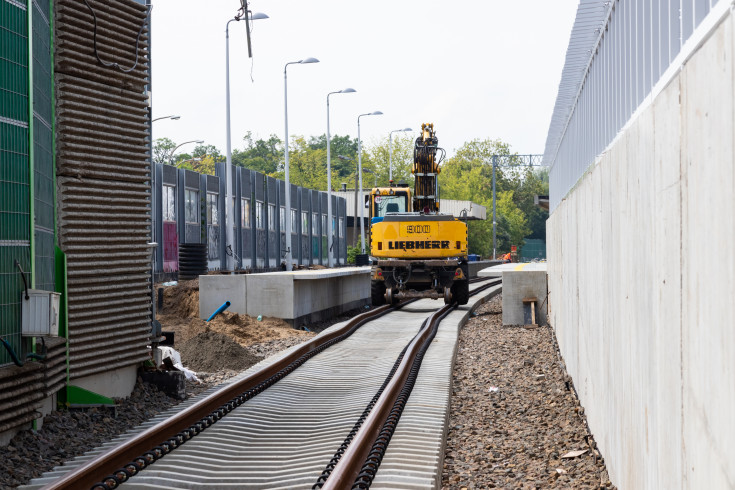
[246,267,371,326]
[501,270,547,326]
[247,273,295,318]
[71,365,137,399]
[468,260,502,277]
[199,274,247,319]
[478,262,547,278]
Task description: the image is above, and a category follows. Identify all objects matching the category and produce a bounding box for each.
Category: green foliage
[192,144,225,163]
[177,154,217,176]
[439,138,548,256]
[233,132,283,174]
[361,134,414,188]
[271,136,329,190]
[347,244,359,264]
[153,137,177,165]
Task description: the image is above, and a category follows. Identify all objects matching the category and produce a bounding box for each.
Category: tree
[192,144,225,163]
[176,154,217,175]
[272,136,328,190]
[438,138,545,256]
[307,134,359,177]
[361,134,414,188]
[496,190,530,250]
[232,132,283,174]
[153,137,177,165]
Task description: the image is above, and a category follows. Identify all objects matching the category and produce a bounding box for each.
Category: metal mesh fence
[544,0,727,211]
[0,2,28,122]
[32,0,55,292]
[0,2,30,367]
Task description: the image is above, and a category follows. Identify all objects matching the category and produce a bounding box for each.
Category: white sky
[150,1,578,159]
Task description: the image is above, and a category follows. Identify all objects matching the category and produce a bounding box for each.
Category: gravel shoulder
[441,295,616,489]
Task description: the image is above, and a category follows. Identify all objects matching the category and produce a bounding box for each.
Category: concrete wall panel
[651,71,683,490]
[680,13,735,489]
[547,12,735,489]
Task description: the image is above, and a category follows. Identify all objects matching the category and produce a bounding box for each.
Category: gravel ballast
[441,295,615,489]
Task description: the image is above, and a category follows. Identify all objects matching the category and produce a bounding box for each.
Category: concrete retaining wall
[547,12,734,490]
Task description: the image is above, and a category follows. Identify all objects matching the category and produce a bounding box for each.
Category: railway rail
[25,277,501,490]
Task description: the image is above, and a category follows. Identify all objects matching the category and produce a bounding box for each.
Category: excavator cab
[369,184,411,224]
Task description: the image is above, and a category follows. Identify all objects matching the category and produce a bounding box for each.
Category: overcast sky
[150,1,578,159]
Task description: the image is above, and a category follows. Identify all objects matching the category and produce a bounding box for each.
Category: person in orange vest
[502,252,511,263]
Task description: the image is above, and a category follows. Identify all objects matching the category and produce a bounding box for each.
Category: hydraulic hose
[0,336,48,367]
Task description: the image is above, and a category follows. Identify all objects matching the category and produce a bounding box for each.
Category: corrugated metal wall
[55,0,151,379]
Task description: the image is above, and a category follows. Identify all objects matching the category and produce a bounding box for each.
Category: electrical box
[21,289,61,337]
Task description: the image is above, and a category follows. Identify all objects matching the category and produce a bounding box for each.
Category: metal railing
[544,0,730,211]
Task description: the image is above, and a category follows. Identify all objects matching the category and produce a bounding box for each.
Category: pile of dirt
[160,279,200,318]
[156,279,316,352]
[177,331,264,373]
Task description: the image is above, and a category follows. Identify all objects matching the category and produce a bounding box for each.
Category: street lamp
[326,88,356,267]
[389,127,412,182]
[284,57,320,271]
[224,9,268,272]
[357,111,383,253]
[152,115,181,122]
[169,139,203,165]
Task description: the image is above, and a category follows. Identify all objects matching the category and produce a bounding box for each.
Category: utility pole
[353,173,358,246]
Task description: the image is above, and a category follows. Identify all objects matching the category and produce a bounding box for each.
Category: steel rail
[321,303,453,489]
[41,302,403,490]
[321,277,501,488]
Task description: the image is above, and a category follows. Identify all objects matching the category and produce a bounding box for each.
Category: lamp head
[300,57,320,64]
[340,88,356,94]
[402,127,412,131]
[371,111,383,116]
[171,115,181,120]
[195,140,204,144]
[250,12,269,20]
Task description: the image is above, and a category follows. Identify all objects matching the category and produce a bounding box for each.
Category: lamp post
[168,139,203,165]
[225,9,268,272]
[326,88,356,267]
[357,111,383,253]
[283,57,320,271]
[389,127,412,182]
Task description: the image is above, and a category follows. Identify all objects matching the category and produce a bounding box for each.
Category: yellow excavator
[369,123,469,305]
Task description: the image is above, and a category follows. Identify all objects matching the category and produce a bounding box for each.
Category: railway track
[24,277,501,490]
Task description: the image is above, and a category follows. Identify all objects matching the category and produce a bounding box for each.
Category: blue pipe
[206,301,231,322]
